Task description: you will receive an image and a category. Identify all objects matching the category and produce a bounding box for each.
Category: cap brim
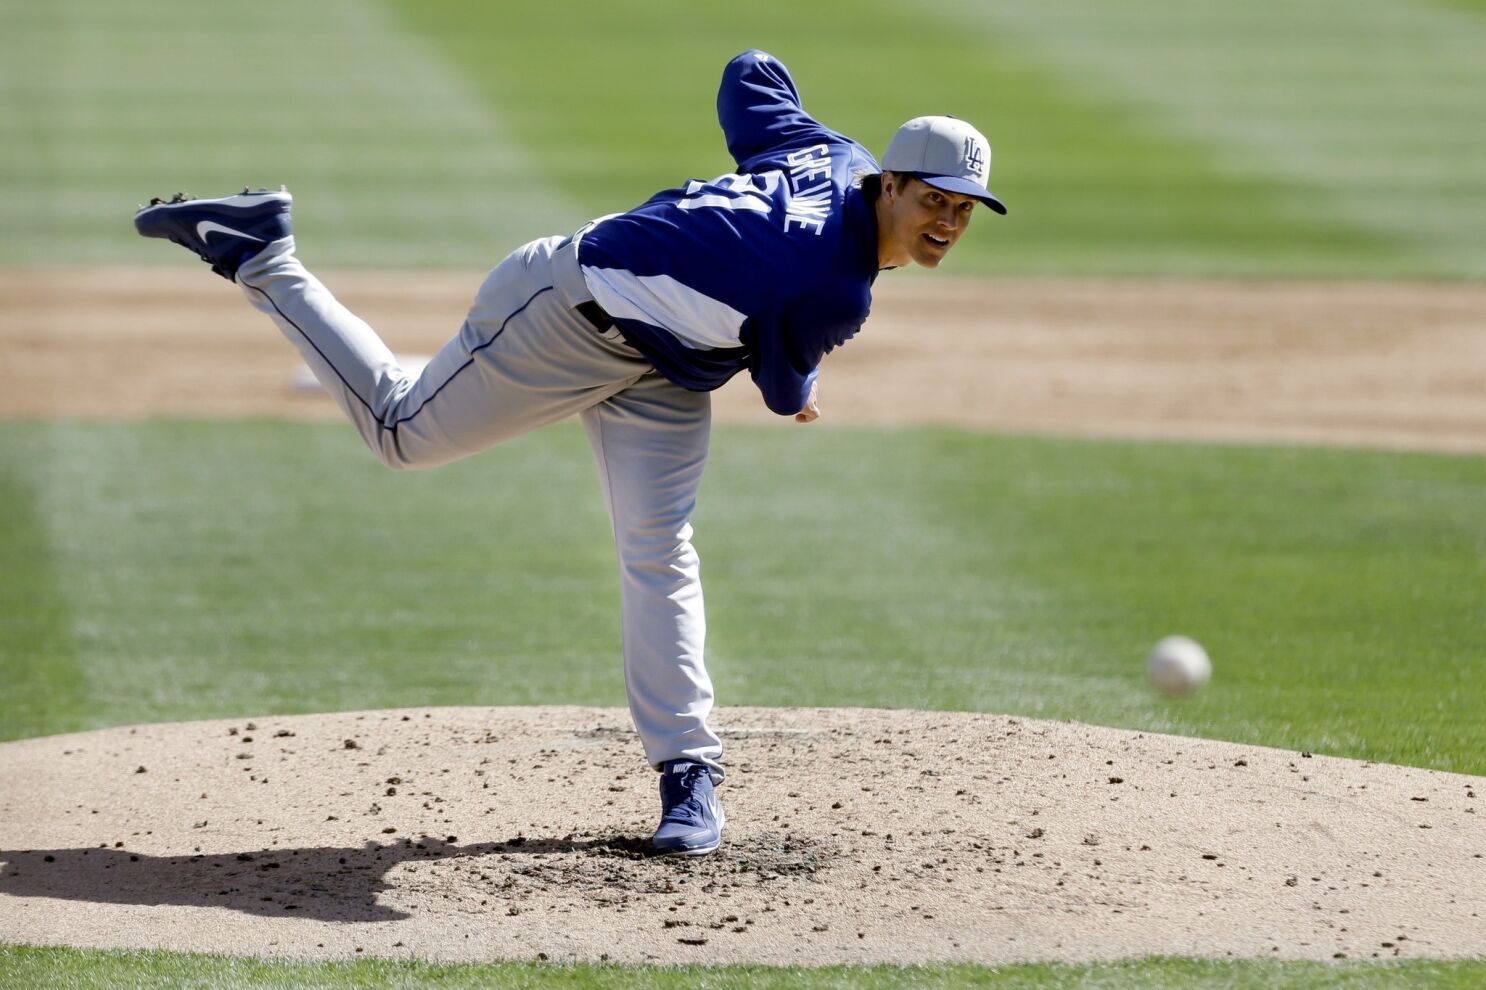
[918,174,1008,215]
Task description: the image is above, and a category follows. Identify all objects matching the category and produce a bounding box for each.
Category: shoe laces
[166,236,229,279]
[660,764,713,824]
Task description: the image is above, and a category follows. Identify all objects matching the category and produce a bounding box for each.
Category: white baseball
[1147,635,1212,696]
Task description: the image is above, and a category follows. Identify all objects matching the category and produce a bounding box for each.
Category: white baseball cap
[882,115,1006,215]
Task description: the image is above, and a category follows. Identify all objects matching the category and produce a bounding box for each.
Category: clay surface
[2,707,1482,964]
[4,269,1484,453]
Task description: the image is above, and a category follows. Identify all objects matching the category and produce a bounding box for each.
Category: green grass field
[2,0,1484,985]
[5,945,1486,990]
[4,423,1484,772]
[4,0,1485,274]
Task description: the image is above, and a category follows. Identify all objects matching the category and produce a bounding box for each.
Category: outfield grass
[3,422,1482,774]
[4,0,1484,274]
[4,946,1486,990]
[0,0,586,268]
[947,0,1486,276]
[385,0,1408,278]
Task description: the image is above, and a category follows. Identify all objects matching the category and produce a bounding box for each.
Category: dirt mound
[2,706,1481,965]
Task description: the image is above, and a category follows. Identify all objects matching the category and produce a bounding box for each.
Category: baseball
[1147,635,1212,696]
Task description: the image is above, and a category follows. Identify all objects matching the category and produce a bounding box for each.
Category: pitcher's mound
[1,706,1482,965]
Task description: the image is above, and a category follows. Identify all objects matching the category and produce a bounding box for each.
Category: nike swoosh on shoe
[196,220,266,243]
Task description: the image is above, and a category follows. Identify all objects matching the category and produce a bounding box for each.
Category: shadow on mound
[0,835,498,922]
[0,830,838,922]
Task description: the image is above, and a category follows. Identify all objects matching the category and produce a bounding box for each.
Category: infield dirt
[4,269,1486,453]
[2,270,1484,965]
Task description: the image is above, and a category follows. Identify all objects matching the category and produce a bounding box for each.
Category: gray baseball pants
[234,233,723,776]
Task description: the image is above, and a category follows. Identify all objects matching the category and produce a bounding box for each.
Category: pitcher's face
[876,173,977,270]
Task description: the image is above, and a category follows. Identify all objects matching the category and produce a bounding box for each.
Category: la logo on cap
[963,136,986,177]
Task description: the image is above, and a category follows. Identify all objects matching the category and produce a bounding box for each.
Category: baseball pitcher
[134,50,1005,856]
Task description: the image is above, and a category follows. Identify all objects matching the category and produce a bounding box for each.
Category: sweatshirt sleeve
[748,311,821,416]
[746,297,863,416]
[717,50,830,167]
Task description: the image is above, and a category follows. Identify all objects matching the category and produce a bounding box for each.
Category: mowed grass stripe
[10,422,624,735]
[0,0,583,269]
[2,422,1482,776]
[4,945,1486,989]
[952,0,1486,277]
[1431,0,1486,13]
[0,430,87,742]
[1,0,1450,274]
[381,0,1409,277]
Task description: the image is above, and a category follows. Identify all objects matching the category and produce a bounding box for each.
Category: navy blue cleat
[134,188,292,282]
[652,760,725,856]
